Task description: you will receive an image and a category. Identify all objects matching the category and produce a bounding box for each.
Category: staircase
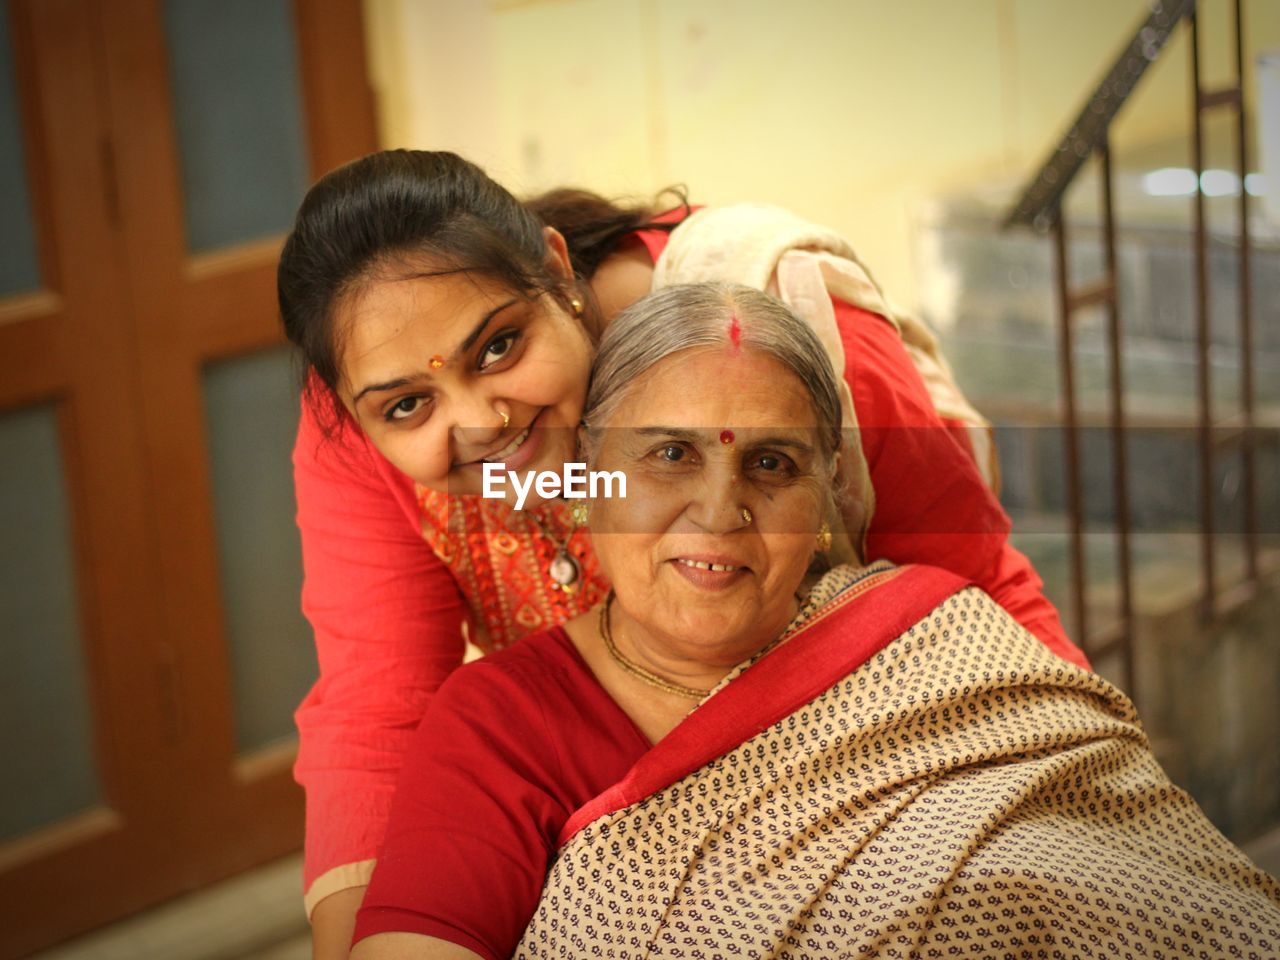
[922,0,1280,845]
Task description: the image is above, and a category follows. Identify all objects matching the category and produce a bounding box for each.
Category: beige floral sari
[517,564,1280,958]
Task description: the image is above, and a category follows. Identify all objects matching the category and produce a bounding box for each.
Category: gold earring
[741,507,753,526]
[816,522,832,552]
[570,297,584,317]
[497,408,510,429]
[570,501,589,526]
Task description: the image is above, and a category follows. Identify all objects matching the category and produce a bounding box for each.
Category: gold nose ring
[497,409,510,430]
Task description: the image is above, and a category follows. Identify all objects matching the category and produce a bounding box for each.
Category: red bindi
[720,429,735,444]
[728,314,742,350]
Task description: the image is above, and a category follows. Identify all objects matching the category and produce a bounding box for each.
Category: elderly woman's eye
[658,444,686,462]
[750,452,797,478]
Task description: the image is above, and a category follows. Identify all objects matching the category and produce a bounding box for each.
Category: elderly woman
[351,285,1280,960]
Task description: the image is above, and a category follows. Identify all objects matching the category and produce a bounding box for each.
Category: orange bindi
[429,355,446,369]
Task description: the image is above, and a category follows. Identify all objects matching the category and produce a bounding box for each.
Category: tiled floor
[29,854,309,960]
[28,826,1280,959]
[1249,826,1280,882]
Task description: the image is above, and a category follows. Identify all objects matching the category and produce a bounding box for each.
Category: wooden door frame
[95,0,377,887]
[0,1,184,955]
[1,0,378,953]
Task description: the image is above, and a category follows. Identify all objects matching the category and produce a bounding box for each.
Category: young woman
[276,150,1087,955]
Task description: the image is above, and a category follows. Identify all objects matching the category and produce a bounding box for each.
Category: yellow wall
[363,0,1278,307]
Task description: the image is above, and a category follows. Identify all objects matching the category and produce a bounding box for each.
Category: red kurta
[352,627,649,960]
[292,215,1087,908]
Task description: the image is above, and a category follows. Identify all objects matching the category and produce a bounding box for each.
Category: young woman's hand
[311,885,365,960]
[350,933,483,960]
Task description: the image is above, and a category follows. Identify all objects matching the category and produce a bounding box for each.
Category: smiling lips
[676,558,740,572]
[460,410,542,470]
[671,555,750,590]
[483,425,531,463]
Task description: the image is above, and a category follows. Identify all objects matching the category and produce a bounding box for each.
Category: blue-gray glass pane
[203,348,315,753]
[0,406,99,841]
[0,8,41,296]
[163,0,309,253]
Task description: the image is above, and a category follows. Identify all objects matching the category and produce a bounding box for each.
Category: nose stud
[741,507,753,525]
[497,408,510,430]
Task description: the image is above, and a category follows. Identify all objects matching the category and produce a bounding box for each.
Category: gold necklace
[598,591,709,700]
[526,506,581,593]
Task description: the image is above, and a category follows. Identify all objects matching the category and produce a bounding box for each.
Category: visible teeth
[677,558,739,572]
[484,427,530,462]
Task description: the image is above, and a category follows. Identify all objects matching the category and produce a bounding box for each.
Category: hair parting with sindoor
[276,149,688,433]
[581,283,844,478]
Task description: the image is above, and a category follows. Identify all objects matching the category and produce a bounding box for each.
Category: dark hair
[278,149,685,430]
[525,186,688,281]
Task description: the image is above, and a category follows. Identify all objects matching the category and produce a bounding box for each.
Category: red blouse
[292,215,1087,903]
[352,627,649,960]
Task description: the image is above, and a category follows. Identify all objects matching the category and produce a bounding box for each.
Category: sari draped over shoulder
[517,564,1280,959]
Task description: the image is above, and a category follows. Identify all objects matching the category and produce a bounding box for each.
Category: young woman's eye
[479,331,521,369]
[386,396,428,422]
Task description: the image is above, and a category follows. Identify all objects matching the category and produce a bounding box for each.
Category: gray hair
[582,283,843,476]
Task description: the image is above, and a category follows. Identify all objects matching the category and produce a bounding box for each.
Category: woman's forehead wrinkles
[615,425,817,451]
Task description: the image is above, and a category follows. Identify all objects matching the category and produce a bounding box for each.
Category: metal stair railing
[1004,0,1257,701]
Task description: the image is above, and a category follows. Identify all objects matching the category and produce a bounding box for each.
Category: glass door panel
[203,347,315,755]
[0,405,99,842]
[162,0,310,253]
[0,5,40,295]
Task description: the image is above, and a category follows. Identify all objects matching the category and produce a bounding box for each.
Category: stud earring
[816,522,832,552]
[570,297,584,317]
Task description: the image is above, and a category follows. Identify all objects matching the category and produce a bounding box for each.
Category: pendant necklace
[526,506,581,593]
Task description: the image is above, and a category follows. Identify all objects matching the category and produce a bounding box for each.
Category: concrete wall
[361,0,1280,313]
[1128,557,1280,844]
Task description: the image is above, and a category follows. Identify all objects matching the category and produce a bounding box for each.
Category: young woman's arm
[292,386,470,950]
[312,886,367,960]
[834,299,1088,669]
[351,933,483,960]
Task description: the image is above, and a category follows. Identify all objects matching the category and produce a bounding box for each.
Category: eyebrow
[634,426,701,441]
[633,426,815,454]
[351,297,521,404]
[352,374,423,405]
[455,297,520,357]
